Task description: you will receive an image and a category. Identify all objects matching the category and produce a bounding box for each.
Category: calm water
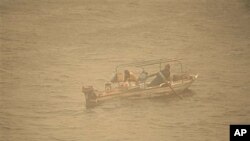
[1,0,250,140]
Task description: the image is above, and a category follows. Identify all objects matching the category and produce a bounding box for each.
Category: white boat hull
[83,74,198,108]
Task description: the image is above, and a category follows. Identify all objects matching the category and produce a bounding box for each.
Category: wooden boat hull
[83,74,198,108]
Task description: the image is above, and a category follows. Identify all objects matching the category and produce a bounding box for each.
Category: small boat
[82,58,198,108]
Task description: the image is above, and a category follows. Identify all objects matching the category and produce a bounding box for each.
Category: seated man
[124,70,138,82]
[147,64,170,87]
[138,70,148,83]
[111,70,138,84]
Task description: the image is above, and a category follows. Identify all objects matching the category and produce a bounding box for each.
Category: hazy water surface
[1,0,250,141]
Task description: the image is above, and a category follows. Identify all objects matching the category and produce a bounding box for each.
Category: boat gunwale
[96,77,196,99]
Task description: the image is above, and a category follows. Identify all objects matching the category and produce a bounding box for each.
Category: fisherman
[110,70,138,87]
[124,70,137,82]
[147,64,170,87]
[138,70,148,89]
[124,70,130,82]
[138,70,148,83]
[114,70,136,88]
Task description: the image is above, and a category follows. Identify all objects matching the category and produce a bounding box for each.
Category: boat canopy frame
[115,58,183,73]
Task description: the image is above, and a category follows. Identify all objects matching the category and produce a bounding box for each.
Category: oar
[166,82,182,99]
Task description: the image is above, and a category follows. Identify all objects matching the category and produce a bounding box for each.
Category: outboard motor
[82,86,97,108]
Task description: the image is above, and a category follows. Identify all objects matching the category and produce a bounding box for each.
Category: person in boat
[147,64,170,87]
[110,70,138,84]
[124,70,137,82]
[138,70,148,83]
[137,70,149,89]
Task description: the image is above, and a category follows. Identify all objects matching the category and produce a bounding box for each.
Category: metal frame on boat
[116,58,183,72]
[82,58,198,108]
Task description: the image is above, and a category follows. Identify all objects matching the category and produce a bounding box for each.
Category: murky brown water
[1,0,250,140]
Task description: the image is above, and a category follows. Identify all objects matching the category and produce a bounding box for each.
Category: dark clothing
[148,69,170,87]
[138,71,148,82]
[124,70,130,82]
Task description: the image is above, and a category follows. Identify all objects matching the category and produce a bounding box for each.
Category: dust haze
[0,0,250,141]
